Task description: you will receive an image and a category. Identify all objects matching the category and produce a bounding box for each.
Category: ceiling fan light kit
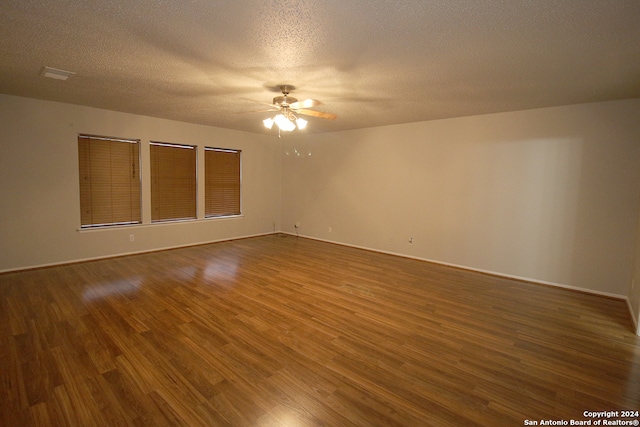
[263,114,303,132]
[263,112,307,132]
[258,85,335,134]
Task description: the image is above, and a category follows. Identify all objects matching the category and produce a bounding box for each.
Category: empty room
[1,1,640,426]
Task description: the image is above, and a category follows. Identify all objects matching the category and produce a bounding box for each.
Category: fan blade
[296,109,337,120]
[234,108,279,114]
[240,97,282,108]
[290,98,321,109]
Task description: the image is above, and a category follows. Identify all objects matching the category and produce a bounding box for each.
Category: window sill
[78,214,244,232]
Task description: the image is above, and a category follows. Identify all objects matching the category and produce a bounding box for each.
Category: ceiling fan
[243,85,336,133]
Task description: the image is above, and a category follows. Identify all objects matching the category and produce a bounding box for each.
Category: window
[150,142,197,222]
[205,147,241,217]
[78,135,141,227]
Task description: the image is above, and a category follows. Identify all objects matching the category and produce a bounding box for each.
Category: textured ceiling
[1,0,639,134]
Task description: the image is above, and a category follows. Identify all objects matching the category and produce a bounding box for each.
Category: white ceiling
[1,1,639,134]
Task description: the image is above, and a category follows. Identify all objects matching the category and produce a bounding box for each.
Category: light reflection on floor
[81,276,143,302]
[202,257,239,288]
[80,256,242,302]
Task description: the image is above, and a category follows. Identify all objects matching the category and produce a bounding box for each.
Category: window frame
[150,141,198,223]
[204,146,242,219]
[77,134,142,229]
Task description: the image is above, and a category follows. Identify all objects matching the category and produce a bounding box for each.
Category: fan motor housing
[273,95,297,106]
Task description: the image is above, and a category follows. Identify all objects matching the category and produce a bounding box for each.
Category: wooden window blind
[78,135,141,227]
[205,148,241,217]
[150,142,197,222]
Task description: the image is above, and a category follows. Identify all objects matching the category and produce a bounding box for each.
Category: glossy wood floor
[1,235,639,426]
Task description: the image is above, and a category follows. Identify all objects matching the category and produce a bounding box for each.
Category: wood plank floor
[1,235,639,426]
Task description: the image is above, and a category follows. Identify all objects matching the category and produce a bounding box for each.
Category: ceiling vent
[40,66,75,81]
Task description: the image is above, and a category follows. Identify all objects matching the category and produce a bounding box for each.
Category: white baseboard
[283,233,639,333]
[6,230,638,336]
[0,232,275,274]
[626,298,640,336]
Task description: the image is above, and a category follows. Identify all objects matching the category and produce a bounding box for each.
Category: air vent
[40,66,75,81]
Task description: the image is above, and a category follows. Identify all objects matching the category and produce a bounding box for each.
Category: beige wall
[2,94,640,325]
[0,94,282,271]
[281,99,640,299]
[630,198,640,333]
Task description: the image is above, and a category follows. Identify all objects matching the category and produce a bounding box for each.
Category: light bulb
[281,120,296,131]
[296,117,308,130]
[263,117,274,129]
[274,114,287,128]
[275,114,295,131]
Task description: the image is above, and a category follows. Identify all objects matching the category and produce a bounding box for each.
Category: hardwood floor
[1,235,639,426]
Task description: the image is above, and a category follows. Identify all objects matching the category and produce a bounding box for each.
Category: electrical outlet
[129,234,135,242]
[295,222,300,228]
[408,237,413,245]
